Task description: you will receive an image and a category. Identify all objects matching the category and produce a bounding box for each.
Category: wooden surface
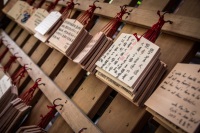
[0,0,199,133]
[1,30,102,133]
[46,0,200,41]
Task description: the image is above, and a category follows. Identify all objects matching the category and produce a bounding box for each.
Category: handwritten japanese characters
[49,19,84,53]
[7,1,30,20]
[145,63,200,133]
[25,9,49,33]
[96,33,160,90]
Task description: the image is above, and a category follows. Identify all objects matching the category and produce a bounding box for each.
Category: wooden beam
[1,30,102,133]
[43,0,200,41]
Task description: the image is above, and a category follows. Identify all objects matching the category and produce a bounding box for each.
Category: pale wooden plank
[30,42,50,64]
[0,50,12,66]
[176,0,200,18]
[157,34,194,71]
[97,94,147,133]
[4,21,15,34]
[9,25,22,40]
[54,60,85,94]
[2,0,18,13]
[46,0,200,41]
[2,30,102,133]
[138,0,169,11]
[22,36,38,54]
[111,0,132,6]
[0,45,7,56]
[15,30,30,46]
[40,49,63,76]
[72,74,111,118]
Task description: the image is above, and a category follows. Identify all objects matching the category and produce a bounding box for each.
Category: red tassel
[47,0,60,12]
[37,105,57,129]
[20,78,44,105]
[37,98,63,129]
[143,10,172,43]
[61,0,80,19]
[11,65,31,87]
[77,1,101,26]
[101,5,131,38]
[1,54,20,73]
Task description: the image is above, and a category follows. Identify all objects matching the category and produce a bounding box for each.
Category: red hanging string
[1,54,21,73]
[47,0,60,12]
[77,1,100,26]
[101,5,130,38]
[11,65,31,87]
[37,98,63,129]
[37,105,57,129]
[133,10,172,43]
[20,78,43,105]
[61,0,80,19]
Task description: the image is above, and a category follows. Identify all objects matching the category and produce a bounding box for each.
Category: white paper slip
[25,8,49,33]
[35,11,61,35]
[0,75,12,98]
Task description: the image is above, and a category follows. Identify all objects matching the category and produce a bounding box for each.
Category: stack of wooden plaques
[73,31,113,73]
[48,18,92,58]
[0,98,31,132]
[145,63,200,133]
[0,85,18,112]
[16,125,47,133]
[95,33,167,106]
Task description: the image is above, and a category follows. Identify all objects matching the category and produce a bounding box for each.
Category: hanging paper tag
[73,32,105,63]
[145,63,200,133]
[96,33,160,88]
[0,75,12,98]
[35,11,61,35]
[49,19,84,53]
[7,1,30,20]
[25,8,49,33]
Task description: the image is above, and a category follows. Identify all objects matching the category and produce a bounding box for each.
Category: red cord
[77,3,100,26]
[101,5,129,38]
[11,65,30,87]
[143,10,172,43]
[1,55,20,73]
[37,105,57,129]
[20,78,42,105]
